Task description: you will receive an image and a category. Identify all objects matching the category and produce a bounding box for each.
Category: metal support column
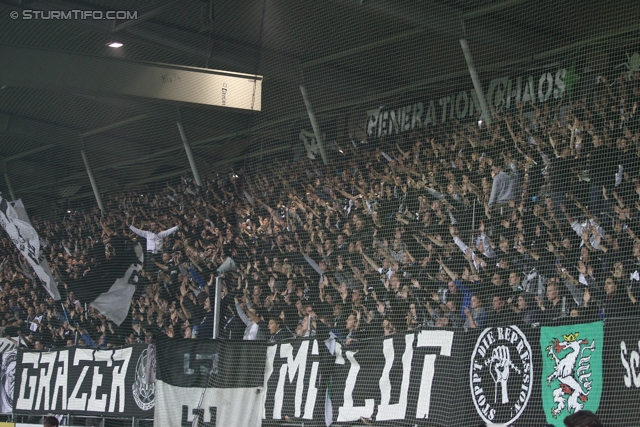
[3,161,16,200]
[460,39,492,126]
[177,122,203,187]
[300,85,329,165]
[4,174,16,201]
[472,198,476,232]
[80,148,104,212]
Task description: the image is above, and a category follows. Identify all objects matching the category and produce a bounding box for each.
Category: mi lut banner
[154,338,266,427]
[327,330,465,426]
[12,344,155,417]
[263,329,545,427]
[265,325,625,427]
[263,328,548,427]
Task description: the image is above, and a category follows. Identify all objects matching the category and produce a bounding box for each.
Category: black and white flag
[68,235,143,326]
[155,339,265,427]
[0,197,59,300]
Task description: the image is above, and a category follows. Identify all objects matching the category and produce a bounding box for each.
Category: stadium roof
[0,0,636,216]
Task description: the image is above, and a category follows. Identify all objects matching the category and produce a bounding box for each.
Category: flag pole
[213,276,221,340]
[61,302,70,324]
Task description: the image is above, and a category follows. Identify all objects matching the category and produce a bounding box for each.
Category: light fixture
[107,42,123,48]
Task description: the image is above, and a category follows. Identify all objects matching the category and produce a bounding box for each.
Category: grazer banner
[13,344,155,417]
[600,318,640,426]
[540,322,604,427]
[154,338,266,427]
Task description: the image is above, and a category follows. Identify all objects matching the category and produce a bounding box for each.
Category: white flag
[0,197,59,300]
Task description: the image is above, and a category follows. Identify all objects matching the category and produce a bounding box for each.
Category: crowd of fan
[0,70,640,349]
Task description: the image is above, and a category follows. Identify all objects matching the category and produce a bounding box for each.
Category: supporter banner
[540,322,603,427]
[328,330,466,426]
[155,338,265,427]
[362,66,568,138]
[469,326,545,426]
[0,338,17,355]
[264,337,329,422]
[0,350,16,415]
[0,338,19,415]
[263,331,476,426]
[0,197,59,300]
[155,383,263,427]
[152,322,640,427]
[264,328,546,427]
[600,319,640,426]
[12,344,154,417]
[156,339,218,389]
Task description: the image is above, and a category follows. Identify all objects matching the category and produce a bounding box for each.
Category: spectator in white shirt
[128,220,179,254]
[234,295,261,340]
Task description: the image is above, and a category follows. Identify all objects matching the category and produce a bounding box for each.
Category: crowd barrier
[2,320,638,426]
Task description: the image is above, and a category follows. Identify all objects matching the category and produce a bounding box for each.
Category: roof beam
[0,44,262,110]
[4,144,55,162]
[80,114,149,138]
[112,2,179,32]
[337,0,533,55]
[0,111,157,176]
[461,0,530,20]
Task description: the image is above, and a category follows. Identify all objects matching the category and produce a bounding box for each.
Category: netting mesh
[0,1,640,426]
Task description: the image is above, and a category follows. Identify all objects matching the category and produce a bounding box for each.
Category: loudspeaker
[216,256,237,276]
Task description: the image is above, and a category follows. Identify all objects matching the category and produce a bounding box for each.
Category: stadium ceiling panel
[0,44,263,110]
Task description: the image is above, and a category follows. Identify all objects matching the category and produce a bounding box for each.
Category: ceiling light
[107,42,123,48]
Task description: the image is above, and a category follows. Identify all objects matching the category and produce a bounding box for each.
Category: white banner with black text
[155,383,262,427]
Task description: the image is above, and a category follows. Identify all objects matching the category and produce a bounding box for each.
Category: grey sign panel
[0,44,262,111]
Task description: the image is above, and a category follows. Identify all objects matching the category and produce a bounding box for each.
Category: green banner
[540,322,603,426]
